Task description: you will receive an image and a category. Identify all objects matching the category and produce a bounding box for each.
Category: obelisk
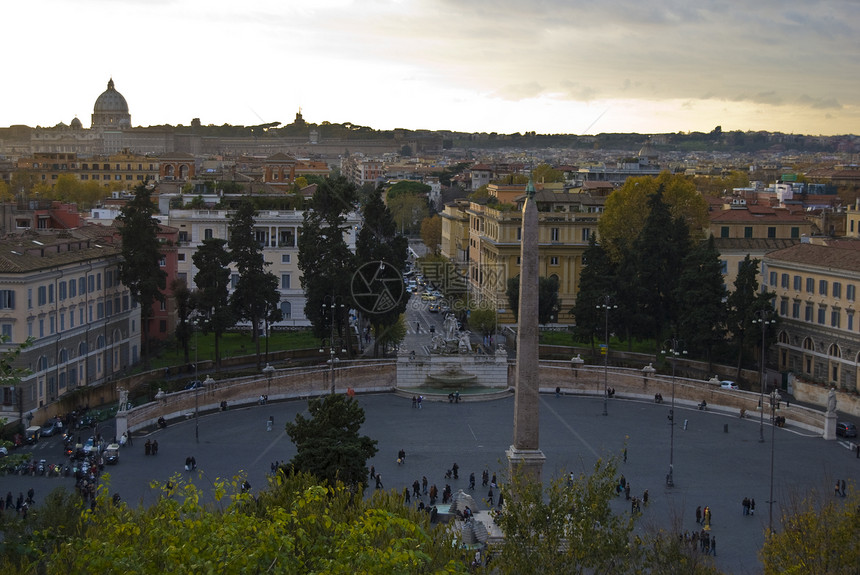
[506,177,546,482]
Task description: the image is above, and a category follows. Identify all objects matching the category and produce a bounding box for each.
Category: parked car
[41,419,62,437]
[720,381,739,390]
[836,421,857,438]
[104,444,120,464]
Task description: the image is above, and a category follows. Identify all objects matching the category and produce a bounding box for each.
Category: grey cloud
[797,95,841,110]
[491,81,546,101]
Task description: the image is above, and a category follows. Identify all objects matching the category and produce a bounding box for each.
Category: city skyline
[4,0,859,137]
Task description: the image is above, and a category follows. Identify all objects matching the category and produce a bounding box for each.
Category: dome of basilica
[94,78,129,114]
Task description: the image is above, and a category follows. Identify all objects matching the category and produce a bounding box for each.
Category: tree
[571,233,617,346]
[355,186,408,358]
[0,180,12,202]
[531,163,564,184]
[506,275,560,324]
[284,394,379,488]
[299,176,358,348]
[467,306,497,337]
[493,458,634,574]
[228,201,282,370]
[419,215,442,255]
[726,255,776,376]
[37,474,467,574]
[387,193,428,236]
[171,278,195,365]
[116,184,166,367]
[373,314,407,356]
[598,172,708,264]
[759,486,860,575]
[193,238,234,367]
[675,236,727,365]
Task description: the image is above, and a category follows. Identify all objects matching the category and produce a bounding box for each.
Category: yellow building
[16,150,159,187]
[763,238,860,392]
[438,186,604,324]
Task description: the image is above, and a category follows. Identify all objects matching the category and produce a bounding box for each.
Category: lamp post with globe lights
[662,338,686,488]
[596,295,616,416]
[753,308,777,443]
[768,388,781,534]
[321,296,347,394]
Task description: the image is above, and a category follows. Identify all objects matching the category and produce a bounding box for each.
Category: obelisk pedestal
[506,179,545,483]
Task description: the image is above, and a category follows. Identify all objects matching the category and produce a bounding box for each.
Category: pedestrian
[404,488,410,504]
[695,506,702,524]
[742,496,749,515]
[412,395,417,408]
[375,473,383,489]
[429,484,438,504]
[152,440,159,455]
[711,535,716,556]
[625,482,631,501]
[452,462,459,479]
[623,447,627,463]
[413,480,421,498]
[145,439,151,455]
[491,473,497,487]
[26,487,34,505]
[497,490,504,508]
[482,469,489,487]
[841,479,846,497]
[488,487,494,506]
[469,472,475,490]
[620,474,626,488]
[416,321,420,333]
[750,498,755,516]
[370,465,376,480]
[422,476,428,495]
[417,395,423,409]
[704,506,711,526]
[643,489,649,506]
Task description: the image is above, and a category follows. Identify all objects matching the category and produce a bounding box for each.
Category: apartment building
[0,228,141,419]
[169,208,360,328]
[341,155,384,188]
[763,239,860,392]
[16,150,160,187]
[439,185,604,324]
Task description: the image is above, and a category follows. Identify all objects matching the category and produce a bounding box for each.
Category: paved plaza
[6,390,858,574]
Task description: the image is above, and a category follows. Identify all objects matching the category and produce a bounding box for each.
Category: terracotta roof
[712,238,800,252]
[765,241,860,272]
[710,208,807,223]
[0,229,120,273]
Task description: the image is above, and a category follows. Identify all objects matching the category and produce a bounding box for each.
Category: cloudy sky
[4,0,859,135]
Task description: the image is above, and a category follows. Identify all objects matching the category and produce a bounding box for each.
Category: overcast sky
[4,0,859,135]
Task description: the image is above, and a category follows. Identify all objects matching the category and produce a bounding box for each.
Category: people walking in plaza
[417,395,423,409]
[145,439,151,455]
[26,487,34,505]
[482,469,489,487]
[452,462,459,479]
[370,465,376,480]
[429,484,438,504]
[625,482,631,500]
[398,449,406,464]
[487,487,494,506]
[152,440,159,455]
[642,489,649,506]
[422,476,428,495]
[840,479,846,497]
[469,472,475,490]
[695,506,702,524]
[403,488,410,504]
[703,506,711,526]
[375,473,383,489]
[750,498,755,515]
[413,479,421,498]
[412,395,417,408]
[742,496,750,515]
[711,536,716,556]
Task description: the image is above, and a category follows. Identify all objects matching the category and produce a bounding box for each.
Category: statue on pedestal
[118,388,129,412]
[827,388,837,414]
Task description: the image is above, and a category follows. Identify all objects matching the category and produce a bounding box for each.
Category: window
[849,313,854,331]
[806,278,814,293]
[848,284,856,301]
[831,310,841,328]
[791,227,800,238]
[720,226,729,238]
[28,288,32,308]
[819,279,828,296]
[48,284,54,303]
[767,227,776,238]
[832,282,842,299]
[779,298,788,316]
[38,286,47,306]
[281,274,291,289]
[70,312,74,328]
[792,301,800,319]
[550,257,559,266]
[60,313,65,331]
[768,271,777,286]
[744,227,753,238]
[280,301,292,318]
[59,282,66,300]
[204,228,214,240]
[793,275,802,291]
[159,256,166,267]
[0,290,14,309]
[178,253,186,262]
[39,319,44,338]
[719,260,727,274]
[106,300,113,316]
[781,274,789,288]
[159,320,167,333]
[88,275,94,293]
[106,270,113,288]
[69,279,77,297]
[281,254,291,264]
[805,304,813,322]
[818,307,826,325]
[516,227,521,240]
[97,302,104,319]
[97,273,101,290]
[551,228,559,241]
[581,228,591,241]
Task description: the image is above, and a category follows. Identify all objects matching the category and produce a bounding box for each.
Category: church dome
[70,117,82,129]
[94,79,129,114]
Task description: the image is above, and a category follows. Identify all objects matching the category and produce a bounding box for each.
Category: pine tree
[116,184,166,367]
[571,233,617,347]
[192,238,234,367]
[675,236,727,365]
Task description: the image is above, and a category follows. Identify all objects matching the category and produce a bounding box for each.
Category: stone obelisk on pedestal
[506,178,546,482]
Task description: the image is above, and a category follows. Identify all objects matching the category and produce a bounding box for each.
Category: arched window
[280,301,292,319]
[802,337,815,351]
[79,341,88,355]
[828,343,841,358]
[778,331,789,344]
[37,355,48,371]
[97,335,105,349]
[58,348,68,364]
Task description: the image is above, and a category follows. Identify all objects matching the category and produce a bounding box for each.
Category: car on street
[41,418,62,437]
[429,303,440,313]
[836,421,857,438]
[421,294,436,302]
[720,381,739,390]
[104,443,120,464]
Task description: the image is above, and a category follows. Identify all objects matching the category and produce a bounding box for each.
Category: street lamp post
[768,388,781,534]
[596,295,616,416]
[322,296,346,394]
[662,338,686,488]
[753,308,777,443]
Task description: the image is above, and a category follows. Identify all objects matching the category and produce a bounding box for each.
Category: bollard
[683,419,688,430]
[724,423,728,433]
